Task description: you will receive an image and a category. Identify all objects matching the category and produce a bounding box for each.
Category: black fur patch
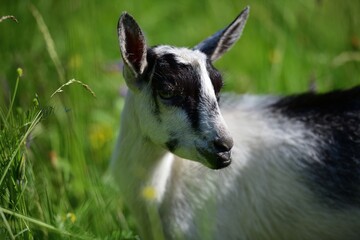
[206,60,223,100]
[271,86,360,208]
[149,52,202,130]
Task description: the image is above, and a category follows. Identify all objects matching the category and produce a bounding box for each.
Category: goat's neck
[110,92,170,238]
[111,92,168,199]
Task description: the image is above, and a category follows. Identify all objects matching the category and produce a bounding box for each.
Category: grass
[0,0,359,239]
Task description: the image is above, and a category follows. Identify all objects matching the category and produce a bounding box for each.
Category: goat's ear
[117,12,147,91]
[194,6,250,62]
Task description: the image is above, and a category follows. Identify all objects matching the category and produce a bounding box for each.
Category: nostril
[213,137,233,153]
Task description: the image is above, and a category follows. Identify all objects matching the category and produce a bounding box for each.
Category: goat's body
[112,8,360,239]
[111,87,360,240]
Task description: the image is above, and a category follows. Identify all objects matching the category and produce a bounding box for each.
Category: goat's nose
[213,136,234,153]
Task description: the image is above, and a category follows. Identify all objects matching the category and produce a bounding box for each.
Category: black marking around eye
[150,52,201,130]
[206,60,223,99]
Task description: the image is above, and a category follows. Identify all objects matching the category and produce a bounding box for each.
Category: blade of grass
[0,206,72,238]
[29,4,65,83]
[0,108,7,128]
[0,210,15,240]
[5,68,22,122]
[14,228,30,238]
[50,79,97,99]
[0,110,42,188]
[0,206,94,240]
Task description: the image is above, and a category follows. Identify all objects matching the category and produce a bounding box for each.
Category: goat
[110,6,360,240]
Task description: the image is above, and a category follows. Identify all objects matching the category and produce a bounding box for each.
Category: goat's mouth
[197,148,232,170]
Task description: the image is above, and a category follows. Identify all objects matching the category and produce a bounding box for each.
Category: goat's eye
[158,89,176,100]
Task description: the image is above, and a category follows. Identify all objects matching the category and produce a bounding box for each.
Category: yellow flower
[89,124,113,150]
[66,212,76,223]
[141,186,157,201]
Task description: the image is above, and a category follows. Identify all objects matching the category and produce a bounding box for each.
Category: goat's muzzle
[198,136,234,170]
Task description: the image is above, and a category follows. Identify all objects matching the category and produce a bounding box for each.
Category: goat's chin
[195,149,232,170]
[168,145,232,170]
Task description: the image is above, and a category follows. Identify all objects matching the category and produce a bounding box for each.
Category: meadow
[0,0,359,239]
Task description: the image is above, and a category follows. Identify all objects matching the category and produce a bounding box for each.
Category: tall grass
[0,69,71,238]
[0,0,359,239]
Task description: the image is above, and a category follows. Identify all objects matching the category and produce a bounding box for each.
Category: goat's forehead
[150,45,223,100]
[152,46,207,65]
[148,45,222,131]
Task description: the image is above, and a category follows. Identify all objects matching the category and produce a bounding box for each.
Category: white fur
[153,46,206,66]
[148,153,174,203]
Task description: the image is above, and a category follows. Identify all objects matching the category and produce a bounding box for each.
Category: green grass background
[0,0,359,239]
